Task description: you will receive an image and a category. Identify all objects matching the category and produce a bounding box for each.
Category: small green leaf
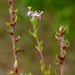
[40,60,43,65]
[48,64,51,71]
[14,16,18,23]
[63,50,66,56]
[39,40,43,46]
[5,22,10,26]
[55,70,59,75]
[16,48,20,51]
[64,39,70,47]
[29,29,33,36]
[7,71,14,74]
[65,25,69,33]
[55,35,59,39]
[54,61,59,65]
[14,8,18,16]
[41,66,45,72]
[56,55,60,61]
[35,45,39,51]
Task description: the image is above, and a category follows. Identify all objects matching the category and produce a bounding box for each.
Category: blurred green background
[0,0,75,75]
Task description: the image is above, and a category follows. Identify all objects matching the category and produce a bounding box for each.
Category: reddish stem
[60,36,64,75]
[9,0,19,75]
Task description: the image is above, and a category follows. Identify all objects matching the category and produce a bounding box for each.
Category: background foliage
[0,0,75,75]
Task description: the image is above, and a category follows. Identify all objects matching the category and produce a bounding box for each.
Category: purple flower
[27,7,33,16]
[27,7,43,20]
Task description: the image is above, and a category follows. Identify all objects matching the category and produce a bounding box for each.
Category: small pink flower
[27,7,33,16]
[32,11,43,20]
[27,7,43,20]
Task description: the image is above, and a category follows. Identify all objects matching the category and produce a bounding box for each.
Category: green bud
[59,26,65,32]
[30,18,38,28]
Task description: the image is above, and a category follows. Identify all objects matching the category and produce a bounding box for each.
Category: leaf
[55,70,59,75]
[63,50,66,56]
[55,35,59,39]
[14,8,18,16]
[56,55,60,61]
[54,61,59,65]
[14,16,18,23]
[39,40,43,46]
[29,29,33,36]
[5,22,10,26]
[15,35,21,43]
[64,39,70,47]
[7,71,14,74]
[41,66,45,72]
[65,25,69,33]
[35,45,39,51]
[48,64,51,71]
[40,60,43,65]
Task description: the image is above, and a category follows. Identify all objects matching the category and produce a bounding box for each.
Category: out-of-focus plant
[55,25,69,75]
[5,0,22,75]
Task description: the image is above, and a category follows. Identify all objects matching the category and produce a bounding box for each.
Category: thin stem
[9,0,19,75]
[60,36,64,75]
[33,26,46,67]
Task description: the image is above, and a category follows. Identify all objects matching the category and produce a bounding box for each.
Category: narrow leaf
[7,71,14,74]
[40,60,43,65]
[5,22,10,26]
[35,45,39,51]
[39,40,43,46]
[55,71,59,75]
[29,29,33,36]
[48,64,51,71]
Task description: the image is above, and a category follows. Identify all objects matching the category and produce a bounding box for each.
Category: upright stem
[9,0,19,75]
[60,36,64,75]
[33,26,46,67]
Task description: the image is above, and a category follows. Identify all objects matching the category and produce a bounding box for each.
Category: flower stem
[33,26,46,68]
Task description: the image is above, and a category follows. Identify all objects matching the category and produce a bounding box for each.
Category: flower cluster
[27,7,43,20]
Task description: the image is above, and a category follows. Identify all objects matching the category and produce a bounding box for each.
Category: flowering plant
[5,0,70,75]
